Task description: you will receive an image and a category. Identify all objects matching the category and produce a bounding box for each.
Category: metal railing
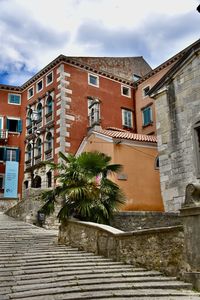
[0,129,8,140]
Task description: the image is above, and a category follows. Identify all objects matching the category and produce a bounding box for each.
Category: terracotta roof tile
[95,129,157,143]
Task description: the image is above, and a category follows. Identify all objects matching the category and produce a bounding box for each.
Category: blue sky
[0,0,199,86]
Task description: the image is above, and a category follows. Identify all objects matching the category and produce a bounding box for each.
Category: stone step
[7,289,200,300]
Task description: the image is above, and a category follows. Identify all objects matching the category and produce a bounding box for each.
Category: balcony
[45,149,53,161]
[0,129,8,141]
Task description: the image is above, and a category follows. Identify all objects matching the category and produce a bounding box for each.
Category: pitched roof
[94,128,157,143]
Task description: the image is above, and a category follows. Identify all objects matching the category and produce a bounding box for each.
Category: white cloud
[0,0,199,84]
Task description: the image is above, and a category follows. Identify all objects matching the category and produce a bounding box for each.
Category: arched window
[155,156,160,170]
[46,132,52,150]
[33,175,41,188]
[27,144,32,161]
[46,95,53,114]
[36,138,42,157]
[47,171,52,188]
[37,103,42,120]
[27,110,32,127]
[24,180,29,189]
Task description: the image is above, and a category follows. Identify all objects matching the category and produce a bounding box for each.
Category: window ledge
[142,122,153,128]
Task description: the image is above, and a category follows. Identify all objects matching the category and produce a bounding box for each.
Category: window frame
[121,85,131,98]
[88,73,99,88]
[46,71,53,86]
[5,148,19,162]
[28,86,34,100]
[142,85,151,98]
[6,117,22,133]
[142,106,153,127]
[36,79,43,93]
[8,93,21,105]
[122,109,133,128]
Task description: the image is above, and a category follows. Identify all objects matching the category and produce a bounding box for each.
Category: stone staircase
[0,213,199,300]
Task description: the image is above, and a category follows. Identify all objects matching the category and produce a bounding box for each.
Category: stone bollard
[180,183,200,291]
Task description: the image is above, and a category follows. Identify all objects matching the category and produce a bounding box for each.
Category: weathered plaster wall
[59,220,186,277]
[155,53,200,211]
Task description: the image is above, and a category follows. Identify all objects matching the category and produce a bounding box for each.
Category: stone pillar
[180,183,200,291]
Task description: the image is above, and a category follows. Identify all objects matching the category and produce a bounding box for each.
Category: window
[121,85,131,97]
[36,80,43,92]
[8,94,21,105]
[36,138,42,157]
[155,156,160,169]
[6,148,19,161]
[28,86,34,99]
[46,72,53,86]
[142,106,152,126]
[143,85,150,97]
[0,174,4,189]
[0,148,5,161]
[122,109,133,128]
[27,144,32,161]
[6,118,22,133]
[47,171,52,188]
[88,74,99,87]
[37,103,42,120]
[46,95,53,114]
[46,132,53,150]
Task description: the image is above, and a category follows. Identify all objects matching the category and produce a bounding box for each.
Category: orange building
[77,127,163,211]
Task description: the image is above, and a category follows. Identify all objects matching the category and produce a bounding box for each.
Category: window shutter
[17,120,22,133]
[16,149,20,162]
[3,148,6,161]
[6,118,9,130]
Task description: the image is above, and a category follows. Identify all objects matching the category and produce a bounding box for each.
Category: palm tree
[40,151,125,224]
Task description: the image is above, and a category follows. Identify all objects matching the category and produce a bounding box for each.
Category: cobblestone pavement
[0,212,200,300]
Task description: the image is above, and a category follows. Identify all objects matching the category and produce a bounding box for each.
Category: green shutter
[16,149,20,162]
[17,120,22,133]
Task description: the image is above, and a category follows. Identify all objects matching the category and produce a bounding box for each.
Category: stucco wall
[59,220,186,277]
[81,134,163,211]
[155,53,200,211]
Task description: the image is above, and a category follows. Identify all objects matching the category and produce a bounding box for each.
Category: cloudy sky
[0,0,199,85]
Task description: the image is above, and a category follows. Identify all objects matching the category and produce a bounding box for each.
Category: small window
[121,85,131,97]
[36,138,42,157]
[46,95,53,114]
[36,80,43,92]
[155,156,160,169]
[193,122,200,178]
[28,86,34,99]
[6,148,19,161]
[7,118,22,133]
[88,74,99,87]
[0,174,4,189]
[8,94,21,105]
[0,148,5,161]
[47,171,52,188]
[122,109,133,128]
[143,85,150,97]
[142,106,152,126]
[46,72,53,86]
[27,144,32,161]
[46,132,53,150]
[37,103,42,120]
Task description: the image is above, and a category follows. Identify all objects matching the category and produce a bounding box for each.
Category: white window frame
[0,117,3,129]
[121,85,131,98]
[36,79,43,93]
[46,71,53,86]
[28,86,34,100]
[142,85,151,98]
[0,173,4,189]
[8,93,21,105]
[7,117,21,133]
[88,73,99,88]
[122,109,133,128]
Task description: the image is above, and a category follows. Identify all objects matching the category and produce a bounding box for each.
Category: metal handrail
[0,129,8,139]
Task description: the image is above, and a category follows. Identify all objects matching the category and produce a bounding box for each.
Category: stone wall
[154,51,200,211]
[59,219,187,277]
[111,211,181,231]
[6,188,60,229]
[0,198,19,212]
